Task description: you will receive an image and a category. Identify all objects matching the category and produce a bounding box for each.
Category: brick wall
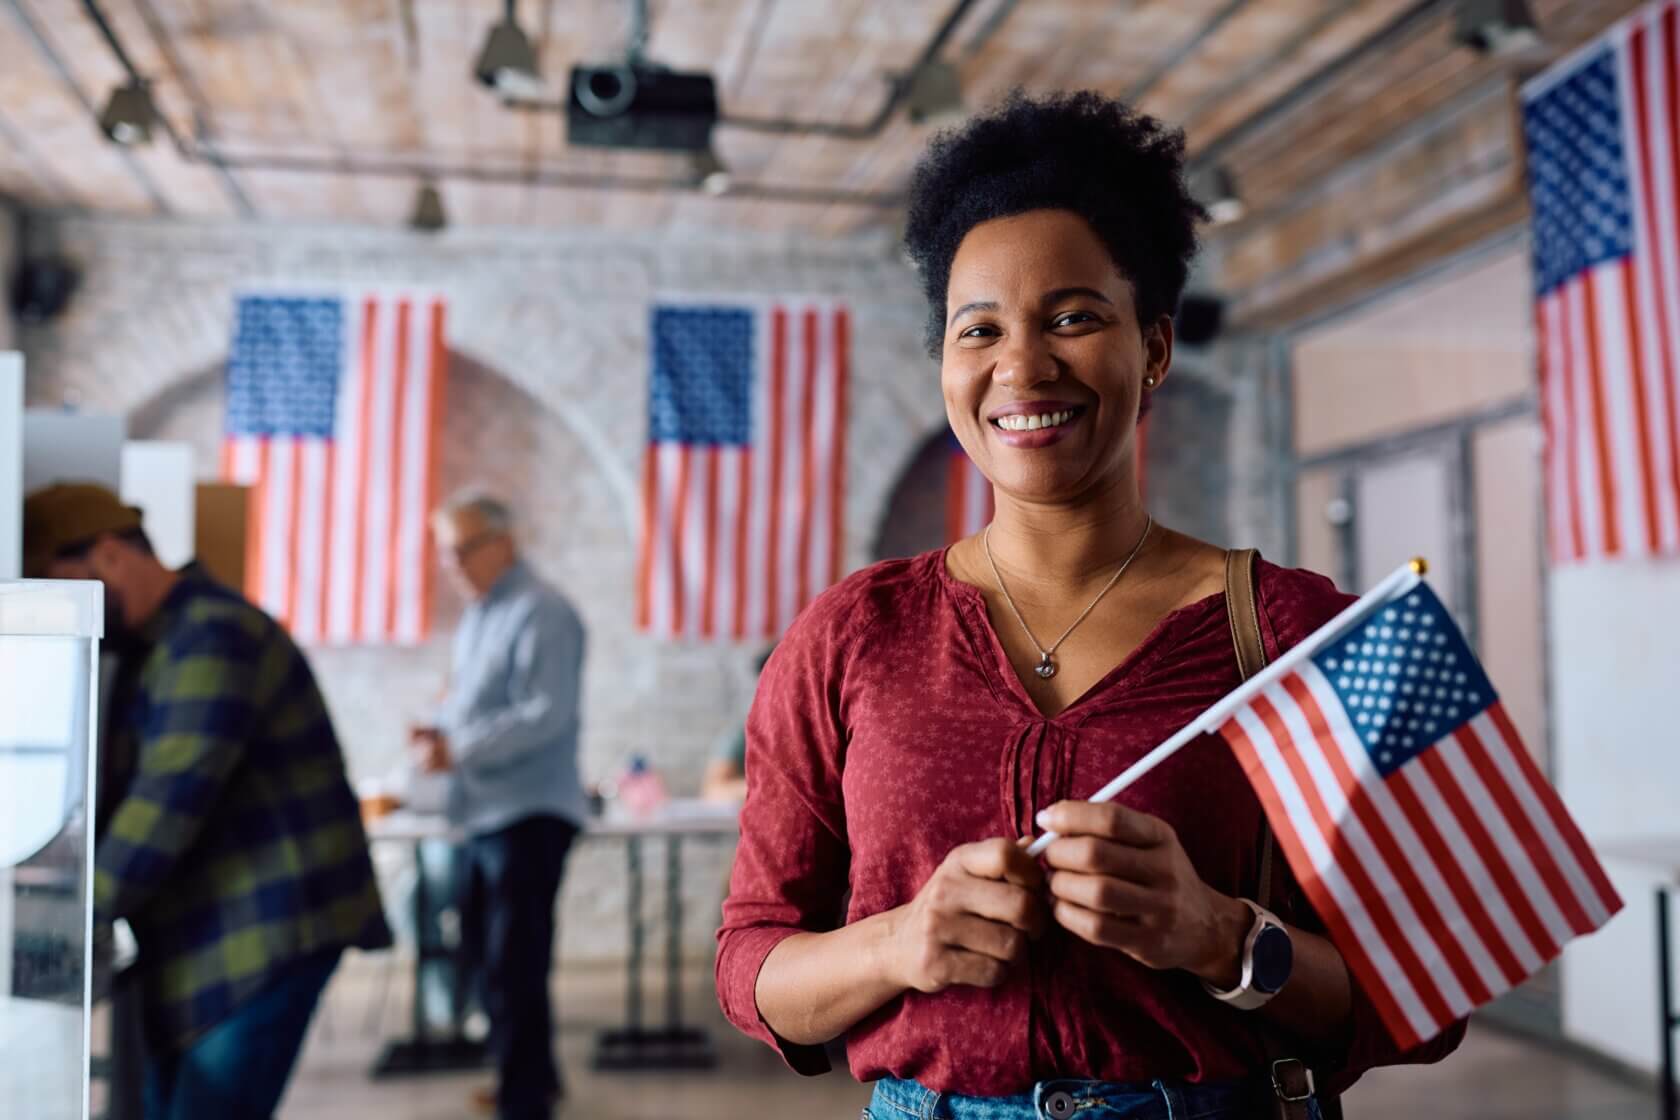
[17,212,1279,960]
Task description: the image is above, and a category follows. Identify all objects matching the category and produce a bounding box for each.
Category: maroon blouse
[715,549,1464,1096]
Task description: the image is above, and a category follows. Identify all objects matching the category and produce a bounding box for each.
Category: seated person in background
[701,724,748,804]
[701,646,774,804]
[25,483,392,1120]
[415,491,587,1120]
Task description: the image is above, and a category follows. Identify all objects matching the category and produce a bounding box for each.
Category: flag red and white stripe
[1221,667,1621,1048]
[1528,1,1680,563]
[637,301,848,641]
[223,292,446,645]
[946,441,994,544]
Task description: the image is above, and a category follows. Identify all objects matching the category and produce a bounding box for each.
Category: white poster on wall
[0,354,20,581]
[120,442,196,568]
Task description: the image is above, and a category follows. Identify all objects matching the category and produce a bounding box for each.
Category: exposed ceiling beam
[719,0,985,138]
[176,147,903,207]
[0,101,79,205]
[1124,0,1255,106]
[3,0,172,214]
[1188,0,1451,170]
[121,0,256,217]
[724,0,777,101]
[1175,0,1369,134]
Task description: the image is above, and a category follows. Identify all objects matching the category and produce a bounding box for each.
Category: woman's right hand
[886,838,1049,993]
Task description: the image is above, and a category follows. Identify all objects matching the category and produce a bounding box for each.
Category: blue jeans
[868,1075,1320,1120]
[142,951,340,1120]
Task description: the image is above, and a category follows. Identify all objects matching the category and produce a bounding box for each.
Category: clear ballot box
[0,581,102,1120]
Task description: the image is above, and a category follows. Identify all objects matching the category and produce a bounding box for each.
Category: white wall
[1552,560,1680,1072]
[119,442,195,568]
[21,412,125,494]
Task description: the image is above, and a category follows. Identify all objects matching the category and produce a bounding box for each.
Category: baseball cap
[22,482,143,577]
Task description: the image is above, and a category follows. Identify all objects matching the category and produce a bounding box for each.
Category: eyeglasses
[445,530,503,561]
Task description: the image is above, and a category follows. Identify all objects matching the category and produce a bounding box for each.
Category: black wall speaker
[9,257,80,324]
[1175,292,1225,346]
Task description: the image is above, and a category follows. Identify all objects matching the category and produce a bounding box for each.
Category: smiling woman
[716,91,1466,1120]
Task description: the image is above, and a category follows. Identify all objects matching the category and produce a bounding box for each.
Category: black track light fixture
[410,179,447,233]
[99,78,158,146]
[1453,0,1542,56]
[474,0,543,101]
[1195,164,1245,226]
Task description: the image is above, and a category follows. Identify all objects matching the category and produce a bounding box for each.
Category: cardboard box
[193,483,250,592]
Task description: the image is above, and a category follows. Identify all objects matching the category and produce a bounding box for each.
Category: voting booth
[0,579,102,1120]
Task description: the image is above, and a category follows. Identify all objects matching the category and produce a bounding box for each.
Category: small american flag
[223,292,447,646]
[1219,578,1621,1047]
[1524,1,1680,563]
[636,300,848,640]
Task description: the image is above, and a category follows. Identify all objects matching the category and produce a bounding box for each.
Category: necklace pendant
[1034,653,1057,680]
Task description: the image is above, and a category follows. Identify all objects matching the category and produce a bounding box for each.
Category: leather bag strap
[1224,549,1337,1120]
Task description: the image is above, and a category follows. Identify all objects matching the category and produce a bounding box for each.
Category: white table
[365,801,740,1074]
[1,995,85,1120]
[1596,838,1680,1120]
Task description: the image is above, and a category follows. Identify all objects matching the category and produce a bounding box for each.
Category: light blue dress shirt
[439,561,589,837]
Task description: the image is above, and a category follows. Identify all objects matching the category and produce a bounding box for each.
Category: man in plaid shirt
[25,483,392,1120]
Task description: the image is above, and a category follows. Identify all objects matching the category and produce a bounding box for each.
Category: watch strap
[1202,898,1285,1010]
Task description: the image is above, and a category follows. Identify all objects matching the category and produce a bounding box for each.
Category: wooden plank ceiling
[0,0,1644,235]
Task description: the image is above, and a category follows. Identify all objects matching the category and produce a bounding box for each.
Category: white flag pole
[1023,558,1427,857]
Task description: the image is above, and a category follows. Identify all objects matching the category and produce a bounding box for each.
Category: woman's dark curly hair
[902,90,1206,357]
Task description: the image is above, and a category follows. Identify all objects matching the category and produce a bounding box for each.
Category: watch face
[1251,924,1294,994]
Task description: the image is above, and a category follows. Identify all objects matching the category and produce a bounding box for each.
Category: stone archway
[872,428,959,562]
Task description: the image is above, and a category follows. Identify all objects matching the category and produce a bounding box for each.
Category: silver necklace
[983,517,1153,681]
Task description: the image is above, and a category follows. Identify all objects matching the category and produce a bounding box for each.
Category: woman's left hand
[1036,800,1248,985]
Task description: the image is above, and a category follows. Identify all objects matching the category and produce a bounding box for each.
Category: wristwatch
[1202,898,1293,1010]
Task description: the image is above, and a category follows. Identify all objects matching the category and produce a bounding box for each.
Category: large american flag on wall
[1219,578,1620,1047]
[637,300,848,640]
[223,292,447,645]
[1523,1,1680,564]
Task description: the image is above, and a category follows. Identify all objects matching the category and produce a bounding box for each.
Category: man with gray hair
[412,491,588,1120]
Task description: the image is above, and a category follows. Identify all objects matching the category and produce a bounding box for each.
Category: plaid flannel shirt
[97,566,392,1052]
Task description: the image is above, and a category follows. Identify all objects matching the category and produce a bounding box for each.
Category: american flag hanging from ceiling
[1523,0,1680,564]
[222,291,447,646]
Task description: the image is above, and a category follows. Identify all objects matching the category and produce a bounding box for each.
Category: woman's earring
[1143,375,1158,389]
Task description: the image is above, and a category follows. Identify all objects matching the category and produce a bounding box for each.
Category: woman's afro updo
[902,89,1206,357]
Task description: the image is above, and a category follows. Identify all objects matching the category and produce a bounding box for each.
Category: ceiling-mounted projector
[567,64,718,153]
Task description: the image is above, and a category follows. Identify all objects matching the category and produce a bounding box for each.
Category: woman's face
[941,208,1170,508]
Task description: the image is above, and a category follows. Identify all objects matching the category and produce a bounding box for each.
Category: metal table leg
[666,834,684,1032]
[371,840,485,1077]
[1662,887,1675,1120]
[592,833,715,1070]
[629,834,645,1035]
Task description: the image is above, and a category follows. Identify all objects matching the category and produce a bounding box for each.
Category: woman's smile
[987,400,1088,447]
